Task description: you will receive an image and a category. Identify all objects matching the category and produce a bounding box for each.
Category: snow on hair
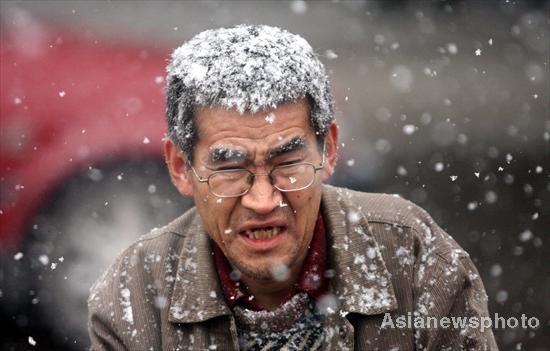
[165,24,334,158]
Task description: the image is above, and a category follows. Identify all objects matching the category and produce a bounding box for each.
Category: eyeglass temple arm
[187,161,209,183]
[314,143,327,170]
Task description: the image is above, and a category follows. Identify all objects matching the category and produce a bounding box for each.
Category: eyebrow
[208,147,249,165]
[207,136,307,165]
[266,136,307,160]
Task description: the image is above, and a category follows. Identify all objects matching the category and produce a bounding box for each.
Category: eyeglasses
[187,153,325,198]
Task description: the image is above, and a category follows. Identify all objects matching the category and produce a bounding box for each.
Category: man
[88,25,497,350]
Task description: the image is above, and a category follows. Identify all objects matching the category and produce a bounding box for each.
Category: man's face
[167,100,337,281]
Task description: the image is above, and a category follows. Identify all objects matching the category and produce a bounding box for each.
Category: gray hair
[165,24,334,160]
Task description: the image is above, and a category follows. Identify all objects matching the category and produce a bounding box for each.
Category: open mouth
[240,226,285,240]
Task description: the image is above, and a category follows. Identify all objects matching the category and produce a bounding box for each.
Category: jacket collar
[168,185,397,323]
[321,184,398,316]
[168,211,232,323]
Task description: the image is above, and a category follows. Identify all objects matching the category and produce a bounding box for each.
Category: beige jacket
[88,185,498,350]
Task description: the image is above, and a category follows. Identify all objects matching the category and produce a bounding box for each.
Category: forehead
[193,100,313,157]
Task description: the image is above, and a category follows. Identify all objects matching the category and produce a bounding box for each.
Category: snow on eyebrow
[267,136,306,159]
[166,24,333,142]
[208,146,248,164]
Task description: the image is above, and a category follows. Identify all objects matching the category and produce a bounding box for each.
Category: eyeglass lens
[208,163,316,197]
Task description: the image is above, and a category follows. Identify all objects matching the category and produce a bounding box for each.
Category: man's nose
[240,174,281,214]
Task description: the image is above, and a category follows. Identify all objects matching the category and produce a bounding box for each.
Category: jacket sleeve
[411,223,499,350]
[88,309,128,351]
[87,260,129,351]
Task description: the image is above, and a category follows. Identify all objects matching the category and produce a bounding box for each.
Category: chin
[233,254,295,281]
[235,262,273,280]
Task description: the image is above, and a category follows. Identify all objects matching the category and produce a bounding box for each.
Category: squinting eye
[277,160,302,167]
[216,166,245,171]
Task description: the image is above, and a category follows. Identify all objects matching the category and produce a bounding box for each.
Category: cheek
[296,194,312,201]
[196,197,233,228]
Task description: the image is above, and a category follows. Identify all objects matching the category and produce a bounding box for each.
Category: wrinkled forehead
[192,100,316,164]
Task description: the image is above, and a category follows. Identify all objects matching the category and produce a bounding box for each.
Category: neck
[240,266,301,310]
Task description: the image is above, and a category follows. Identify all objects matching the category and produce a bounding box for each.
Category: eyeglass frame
[186,147,326,198]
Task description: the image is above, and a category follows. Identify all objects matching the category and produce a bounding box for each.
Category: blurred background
[0,0,548,350]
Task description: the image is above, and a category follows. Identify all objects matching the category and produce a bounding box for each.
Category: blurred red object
[0,20,169,251]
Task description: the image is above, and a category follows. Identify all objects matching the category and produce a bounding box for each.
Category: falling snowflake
[402,124,416,135]
[450,175,458,181]
[446,43,458,55]
[505,153,513,164]
[290,0,307,15]
[490,264,502,277]
[59,91,66,97]
[475,48,482,56]
[38,254,49,266]
[485,191,498,204]
[154,295,168,309]
[519,230,533,242]
[28,336,36,346]
[496,290,508,303]
[397,165,408,176]
[347,211,361,224]
[325,49,338,60]
[143,137,150,144]
[14,252,23,261]
[270,263,290,281]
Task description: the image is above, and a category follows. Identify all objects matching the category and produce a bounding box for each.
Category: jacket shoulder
[322,184,468,263]
[89,207,199,298]
[87,207,199,345]
[323,184,433,229]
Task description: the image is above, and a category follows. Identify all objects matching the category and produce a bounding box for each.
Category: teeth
[244,227,282,240]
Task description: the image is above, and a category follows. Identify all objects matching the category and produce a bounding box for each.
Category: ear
[322,121,338,181]
[164,138,194,197]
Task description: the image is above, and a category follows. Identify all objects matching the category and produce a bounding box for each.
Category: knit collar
[212,211,327,310]
[168,184,398,324]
